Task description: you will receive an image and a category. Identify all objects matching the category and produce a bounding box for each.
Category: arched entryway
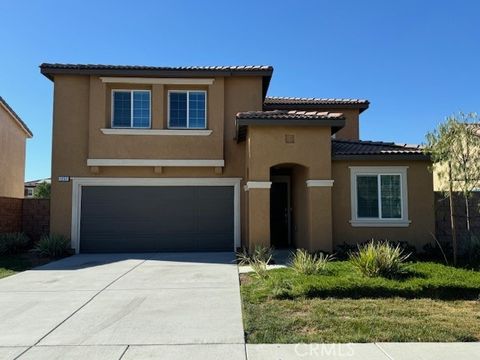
[270,163,308,249]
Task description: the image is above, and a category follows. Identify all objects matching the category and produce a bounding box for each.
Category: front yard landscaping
[0,253,51,279]
[241,261,480,343]
[0,233,72,279]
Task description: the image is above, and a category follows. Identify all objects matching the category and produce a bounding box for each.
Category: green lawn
[0,253,51,279]
[241,261,480,343]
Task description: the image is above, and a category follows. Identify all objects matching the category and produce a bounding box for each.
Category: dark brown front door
[270,181,290,248]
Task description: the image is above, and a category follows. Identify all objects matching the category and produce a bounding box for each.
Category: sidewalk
[246,342,480,359]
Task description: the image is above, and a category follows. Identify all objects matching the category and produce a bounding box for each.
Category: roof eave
[236,118,345,127]
[332,154,430,161]
[263,102,370,113]
[235,118,345,143]
[39,64,274,82]
[0,97,33,138]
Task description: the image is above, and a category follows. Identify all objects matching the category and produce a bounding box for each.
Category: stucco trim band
[306,180,334,187]
[100,77,215,85]
[100,129,213,136]
[244,181,272,191]
[349,220,411,227]
[86,159,225,167]
[71,177,242,253]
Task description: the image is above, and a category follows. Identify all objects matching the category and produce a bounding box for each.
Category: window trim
[111,89,152,129]
[349,166,410,227]
[167,90,207,130]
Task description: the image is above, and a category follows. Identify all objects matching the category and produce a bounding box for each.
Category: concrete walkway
[0,253,245,359]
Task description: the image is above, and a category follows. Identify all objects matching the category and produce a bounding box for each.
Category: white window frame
[349,166,410,227]
[111,89,151,129]
[167,90,207,129]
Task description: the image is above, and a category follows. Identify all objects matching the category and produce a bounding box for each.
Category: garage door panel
[80,186,234,252]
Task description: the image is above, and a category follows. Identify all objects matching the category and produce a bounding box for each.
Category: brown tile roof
[0,96,33,137]
[40,63,273,72]
[264,96,370,113]
[40,63,273,80]
[237,110,345,120]
[332,139,428,160]
[236,110,345,142]
[40,63,274,98]
[265,96,369,106]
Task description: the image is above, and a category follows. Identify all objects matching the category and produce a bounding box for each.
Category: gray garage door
[80,186,234,253]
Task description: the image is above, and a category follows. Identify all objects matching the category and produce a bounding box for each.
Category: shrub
[290,249,334,275]
[34,234,70,258]
[237,245,273,265]
[270,278,294,299]
[0,233,30,255]
[349,240,411,278]
[336,240,416,260]
[250,256,272,280]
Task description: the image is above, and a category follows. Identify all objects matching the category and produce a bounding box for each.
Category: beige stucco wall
[332,160,435,249]
[246,126,333,251]
[0,106,28,198]
[50,74,263,245]
[49,73,435,253]
[332,109,360,140]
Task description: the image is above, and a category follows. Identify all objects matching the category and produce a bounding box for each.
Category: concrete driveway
[0,253,246,360]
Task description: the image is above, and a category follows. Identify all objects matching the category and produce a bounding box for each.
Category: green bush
[270,278,294,299]
[0,233,30,255]
[34,234,70,258]
[290,249,334,275]
[250,257,272,280]
[349,240,411,278]
[237,245,273,265]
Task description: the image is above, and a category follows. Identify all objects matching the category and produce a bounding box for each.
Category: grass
[0,253,53,279]
[243,297,480,343]
[241,261,480,301]
[241,261,480,343]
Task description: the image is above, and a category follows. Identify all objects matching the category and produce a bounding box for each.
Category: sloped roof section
[264,96,370,113]
[0,96,33,137]
[40,63,274,98]
[265,96,369,105]
[332,139,428,160]
[40,63,273,79]
[236,110,345,142]
[237,110,345,120]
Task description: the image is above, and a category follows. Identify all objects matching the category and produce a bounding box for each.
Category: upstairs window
[168,91,207,129]
[112,90,151,128]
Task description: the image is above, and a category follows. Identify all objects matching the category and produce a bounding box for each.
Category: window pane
[133,91,150,128]
[381,175,402,218]
[357,175,379,218]
[169,92,187,128]
[188,92,206,128]
[113,91,131,127]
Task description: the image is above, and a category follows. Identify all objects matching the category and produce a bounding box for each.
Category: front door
[270,177,291,248]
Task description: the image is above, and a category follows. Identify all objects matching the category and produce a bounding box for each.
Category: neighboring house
[433,124,480,191]
[24,178,51,198]
[0,97,33,198]
[40,63,434,254]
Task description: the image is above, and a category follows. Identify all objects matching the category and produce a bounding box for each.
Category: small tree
[34,182,51,199]
[425,112,480,265]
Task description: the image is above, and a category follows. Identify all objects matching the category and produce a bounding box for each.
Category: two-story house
[41,63,434,253]
[0,96,33,198]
